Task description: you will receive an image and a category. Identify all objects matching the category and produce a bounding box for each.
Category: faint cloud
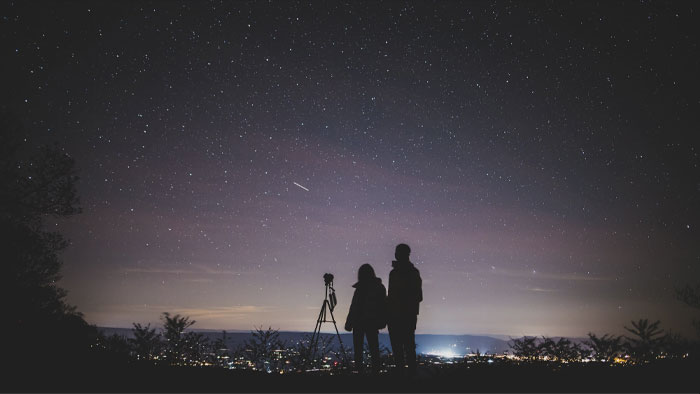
[522,286,559,293]
[182,278,214,283]
[123,262,260,278]
[104,304,274,319]
[167,305,275,320]
[489,267,613,282]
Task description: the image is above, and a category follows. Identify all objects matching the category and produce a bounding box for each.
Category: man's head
[395,243,411,262]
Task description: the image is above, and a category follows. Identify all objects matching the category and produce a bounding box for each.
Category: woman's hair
[357,263,376,283]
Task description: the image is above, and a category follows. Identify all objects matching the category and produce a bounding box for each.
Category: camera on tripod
[309,272,348,364]
[322,273,338,311]
[323,273,334,286]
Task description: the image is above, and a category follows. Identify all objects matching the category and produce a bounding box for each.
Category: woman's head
[357,263,376,283]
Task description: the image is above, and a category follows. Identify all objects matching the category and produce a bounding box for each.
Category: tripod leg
[311,303,324,341]
[310,301,326,366]
[327,306,349,365]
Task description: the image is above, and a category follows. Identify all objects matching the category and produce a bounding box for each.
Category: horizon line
[96,326,593,339]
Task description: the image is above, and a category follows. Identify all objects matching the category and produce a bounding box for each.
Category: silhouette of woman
[344,263,387,373]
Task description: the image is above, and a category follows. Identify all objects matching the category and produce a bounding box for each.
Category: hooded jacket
[345,277,387,331]
[388,260,423,318]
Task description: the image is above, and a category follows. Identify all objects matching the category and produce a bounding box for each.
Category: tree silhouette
[676,284,700,338]
[130,323,162,362]
[624,319,665,363]
[161,312,197,365]
[2,111,94,363]
[289,333,333,372]
[556,338,582,362]
[244,326,285,373]
[100,333,132,358]
[509,336,540,361]
[537,337,556,361]
[536,337,581,362]
[211,330,231,368]
[662,330,690,359]
[585,333,623,362]
[183,330,209,365]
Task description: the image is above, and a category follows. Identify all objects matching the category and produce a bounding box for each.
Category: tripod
[309,274,348,368]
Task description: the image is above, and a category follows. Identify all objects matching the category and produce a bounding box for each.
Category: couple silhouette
[344,243,423,375]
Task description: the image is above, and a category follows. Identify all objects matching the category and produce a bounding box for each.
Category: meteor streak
[293,182,309,192]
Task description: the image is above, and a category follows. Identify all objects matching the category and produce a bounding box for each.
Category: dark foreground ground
[7,360,699,392]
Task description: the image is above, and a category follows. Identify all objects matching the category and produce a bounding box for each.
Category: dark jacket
[388,260,423,318]
[345,277,387,331]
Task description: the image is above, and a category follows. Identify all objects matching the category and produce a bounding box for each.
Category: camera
[323,273,334,286]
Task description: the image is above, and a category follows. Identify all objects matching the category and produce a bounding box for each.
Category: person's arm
[413,271,423,316]
[381,283,388,327]
[345,289,358,331]
[417,273,423,303]
[387,270,395,303]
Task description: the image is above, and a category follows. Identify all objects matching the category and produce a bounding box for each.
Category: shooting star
[293,181,309,192]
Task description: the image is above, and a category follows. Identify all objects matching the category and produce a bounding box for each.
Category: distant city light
[428,349,459,358]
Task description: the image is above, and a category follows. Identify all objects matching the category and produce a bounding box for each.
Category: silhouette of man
[387,243,422,375]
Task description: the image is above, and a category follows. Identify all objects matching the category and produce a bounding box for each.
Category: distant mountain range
[98,327,514,355]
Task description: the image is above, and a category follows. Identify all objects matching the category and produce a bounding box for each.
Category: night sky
[2,1,699,337]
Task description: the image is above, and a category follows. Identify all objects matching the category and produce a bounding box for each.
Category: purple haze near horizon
[2,1,698,337]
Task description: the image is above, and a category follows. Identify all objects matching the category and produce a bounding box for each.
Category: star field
[1,1,699,336]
